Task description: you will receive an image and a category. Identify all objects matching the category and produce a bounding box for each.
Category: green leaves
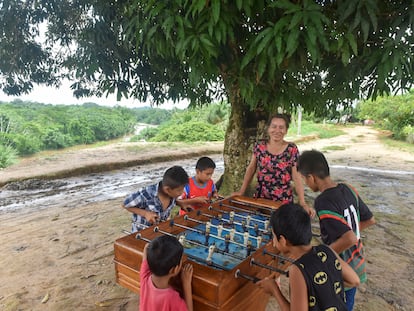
[1,0,413,119]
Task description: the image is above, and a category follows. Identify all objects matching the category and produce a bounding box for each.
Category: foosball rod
[186,214,268,240]
[212,203,270,219]
[201,208,268,226]
[135,229,244,261]
[178,235,245,261]
[135,233,151,243]
[250,258,288,276]
[228,198,276,213]
[235,269,261,283]
[204,208,271,234]
[170,220,254,249]
[212,213,270,236]
[262,248,296,263]
[185,252,230,271]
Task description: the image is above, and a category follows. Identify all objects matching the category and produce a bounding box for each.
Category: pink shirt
[139,259,188,311]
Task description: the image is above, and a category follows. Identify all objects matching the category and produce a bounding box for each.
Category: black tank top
[294,245,348,311]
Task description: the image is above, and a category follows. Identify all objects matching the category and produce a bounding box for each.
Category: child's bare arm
[181,263,193,311]
[337,254,360,288]
[360,216,375,231]
[142,243,149,261]
[329,230,358,254]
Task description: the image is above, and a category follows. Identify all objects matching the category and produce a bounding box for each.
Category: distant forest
[0,100,228,168]
[1,91,412,169]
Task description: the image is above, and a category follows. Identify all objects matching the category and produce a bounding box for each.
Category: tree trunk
[219,88,268,196]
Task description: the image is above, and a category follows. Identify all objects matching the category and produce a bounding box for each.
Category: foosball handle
[235,269,261,283]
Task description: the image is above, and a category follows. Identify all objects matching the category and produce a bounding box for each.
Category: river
[1,154,413,216]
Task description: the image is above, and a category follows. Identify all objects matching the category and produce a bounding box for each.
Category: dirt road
[0,125,413,311]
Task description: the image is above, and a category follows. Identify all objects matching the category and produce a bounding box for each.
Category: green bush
[131,127,158,141]
[402,125,414,144]
[356,91,414,142]
[150,121,225,142]
[0,144,18,168]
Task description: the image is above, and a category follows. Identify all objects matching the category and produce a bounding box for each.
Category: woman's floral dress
[253,140,300,203]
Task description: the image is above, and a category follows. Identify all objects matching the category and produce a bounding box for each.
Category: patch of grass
[289,121,345,139]
[379,135,414,155]
[321,145,346,151]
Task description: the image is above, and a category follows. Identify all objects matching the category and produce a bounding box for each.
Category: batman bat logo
[309,296,316,307]
[313,271,328,284]
[335,259,342,271]
[317,251,327,262]
[334,281,342,294]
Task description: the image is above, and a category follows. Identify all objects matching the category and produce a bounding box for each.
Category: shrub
[0,144,18,168]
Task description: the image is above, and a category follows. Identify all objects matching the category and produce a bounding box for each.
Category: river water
[1,156,413,215]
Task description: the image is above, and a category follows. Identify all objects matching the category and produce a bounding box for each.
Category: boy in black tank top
[256,203,360,311]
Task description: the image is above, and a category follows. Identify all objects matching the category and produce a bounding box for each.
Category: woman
[235,114,314,217]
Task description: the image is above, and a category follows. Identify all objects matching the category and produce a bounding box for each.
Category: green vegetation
[379,135,414,155]
[132,107,174,125]
[0,101,136,167]
[289,120,345,139]
[0,144,17,168]
[133,103,229,142]
[356,90,414,144]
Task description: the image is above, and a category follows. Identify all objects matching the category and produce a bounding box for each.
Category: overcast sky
[0,80,189,110]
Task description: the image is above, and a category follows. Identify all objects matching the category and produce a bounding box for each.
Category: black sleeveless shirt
[293,244,348,311]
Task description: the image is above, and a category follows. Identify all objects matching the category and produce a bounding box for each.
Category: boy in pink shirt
[140,235,193,311]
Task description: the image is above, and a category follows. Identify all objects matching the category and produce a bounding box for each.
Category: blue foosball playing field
[178,210,272,270]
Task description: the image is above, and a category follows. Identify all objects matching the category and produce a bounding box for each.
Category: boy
[297,150,376,311]
[177,157,218,215]
[257,203,360,311]
[122,165,189,232]
[140,235,193,311]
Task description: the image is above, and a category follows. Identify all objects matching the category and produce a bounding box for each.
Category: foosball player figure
[206,244,215,265]
[254,223,260,236]
[204,231,210,246]
[224,234,230,253]
[242,220,247,232]
[246,240,253,257]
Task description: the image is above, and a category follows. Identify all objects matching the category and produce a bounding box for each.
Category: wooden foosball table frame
[114,195,289,311]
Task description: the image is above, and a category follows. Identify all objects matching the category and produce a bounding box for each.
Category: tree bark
[219,86,268,196]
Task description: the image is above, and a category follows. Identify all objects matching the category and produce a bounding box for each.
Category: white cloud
[0,81,189,110]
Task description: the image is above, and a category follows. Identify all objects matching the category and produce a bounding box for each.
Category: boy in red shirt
[140,235,193,311]
[177,156,218,215]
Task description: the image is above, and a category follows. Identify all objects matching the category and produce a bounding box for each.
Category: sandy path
[1,125,413,311]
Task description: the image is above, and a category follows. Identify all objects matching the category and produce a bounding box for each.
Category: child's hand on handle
[181,263,194,311]
[144,211,159,224]
[181,263,193,285]
[256,276,280,295]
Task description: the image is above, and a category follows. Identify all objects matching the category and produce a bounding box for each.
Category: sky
[0,80,189,110]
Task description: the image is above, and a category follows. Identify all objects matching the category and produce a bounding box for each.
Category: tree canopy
[1,0,413,112]
[1,0,413,192]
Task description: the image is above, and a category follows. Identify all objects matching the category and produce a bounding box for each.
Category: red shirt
[179,177,216,215]
[139,259,188,311]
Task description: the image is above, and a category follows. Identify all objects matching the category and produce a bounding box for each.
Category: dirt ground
[1,125,414,311]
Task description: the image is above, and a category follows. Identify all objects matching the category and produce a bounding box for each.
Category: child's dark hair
[270,203,312,246]
[162,166,189,189]
[297,150,330,179]
[196,156,216,171]
[268,113,291,129]
[147,235,184,276]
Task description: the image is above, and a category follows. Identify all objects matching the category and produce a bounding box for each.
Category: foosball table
[114,195,291,311]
